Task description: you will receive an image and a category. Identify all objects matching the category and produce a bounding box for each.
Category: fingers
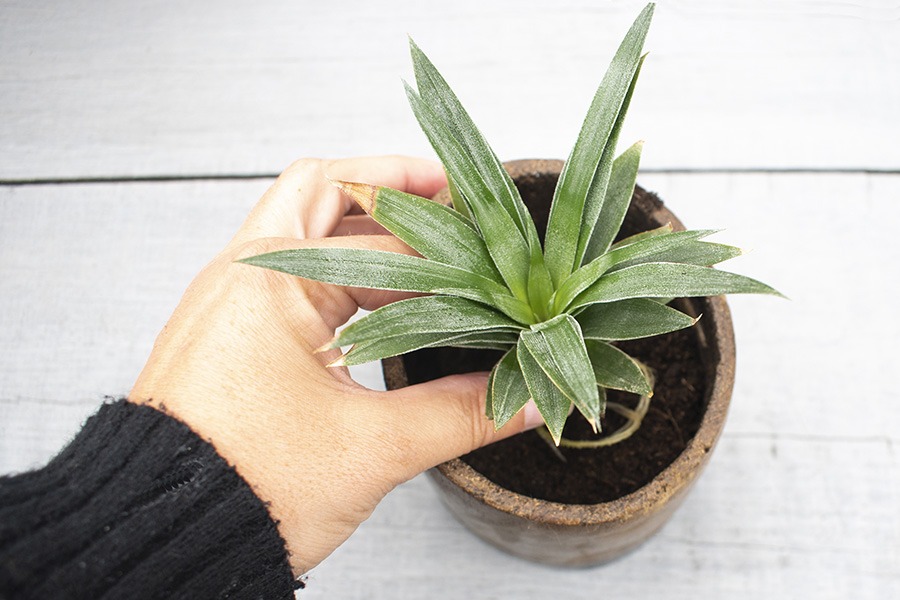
[325,155,447,200]
[377,373,543,481]
[230,156,446,247]
[332,215,390,237]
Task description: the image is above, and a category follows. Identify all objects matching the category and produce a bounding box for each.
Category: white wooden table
[2,1,898,597]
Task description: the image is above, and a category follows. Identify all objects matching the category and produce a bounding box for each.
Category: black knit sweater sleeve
[0,400,297,599]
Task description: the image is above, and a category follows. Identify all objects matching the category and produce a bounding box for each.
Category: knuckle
[285,157,324,176]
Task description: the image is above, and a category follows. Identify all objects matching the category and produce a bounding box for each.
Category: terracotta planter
[382,159,736,567]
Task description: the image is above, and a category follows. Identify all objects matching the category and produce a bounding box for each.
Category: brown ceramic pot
[381,159,736,567]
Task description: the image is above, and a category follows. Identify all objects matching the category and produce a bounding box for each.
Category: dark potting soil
[400,167,707,504]
[400,325,706,504]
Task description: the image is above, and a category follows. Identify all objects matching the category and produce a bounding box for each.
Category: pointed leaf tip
[330,179,377,213]
[314,338,339,353]
[327,354,347,368]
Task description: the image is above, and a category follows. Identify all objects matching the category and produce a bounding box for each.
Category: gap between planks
[1,167,899,187]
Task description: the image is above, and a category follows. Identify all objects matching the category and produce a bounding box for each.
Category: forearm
[0,400,296,599]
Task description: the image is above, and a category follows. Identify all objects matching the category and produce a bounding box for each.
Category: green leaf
[327,296,521,349]
[576,298,697,340]
[372,185,493,272]
[543,4,654,286]
[409,40,556,311]
[337,182,502,283]
[238,247,529,321]
[608,229,718,264]
[616,240,742,268]
[447,176,474,222]
[554,229,716,313]
[490,348,530,429]
[238,247,491,293]
[432,288,535,324]
[516,339,571,445]
[485,362,496,419]
[405,82,531,300]
[584,140,644,262]
[448,334,519,351]
[339,330,518,366]
[571,262,784,310]
[586,340,652,395]
[520,315,600,429]
[575,55,646,268]
[409,39,542,253]
[526,251,555,321]
[610,223,673,250]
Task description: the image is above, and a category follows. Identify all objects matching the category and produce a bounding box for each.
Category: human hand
[129,156,541,575]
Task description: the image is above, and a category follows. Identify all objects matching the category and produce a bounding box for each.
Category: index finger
[326,155,447,202]
[230,156,447,247]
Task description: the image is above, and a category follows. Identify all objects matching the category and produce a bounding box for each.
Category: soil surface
[401,326,705,504]
[400,168,708,504]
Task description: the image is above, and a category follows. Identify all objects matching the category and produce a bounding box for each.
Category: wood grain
[308,434,897,599]
[1,173,897,597]
[2,0,898,181]
[2,2,898,595]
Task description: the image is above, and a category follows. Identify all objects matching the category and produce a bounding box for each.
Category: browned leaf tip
[327,177,378,214]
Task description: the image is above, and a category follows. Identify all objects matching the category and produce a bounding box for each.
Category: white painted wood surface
[2,1,899,598]
[1,0,898,181]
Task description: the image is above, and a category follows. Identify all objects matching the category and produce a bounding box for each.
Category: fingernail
[522,399,543,431]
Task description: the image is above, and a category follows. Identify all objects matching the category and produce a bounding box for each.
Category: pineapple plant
[239,2,779,446]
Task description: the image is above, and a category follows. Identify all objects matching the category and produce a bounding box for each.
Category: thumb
[381,372,543,479]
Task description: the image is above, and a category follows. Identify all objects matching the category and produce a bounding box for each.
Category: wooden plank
[0,179,257,470]
[636,171,900,439]
[307,171,899,597]
[1,172,898,596]
[0,178,388,472]
[1,0,898,181]
[307,434,898,599]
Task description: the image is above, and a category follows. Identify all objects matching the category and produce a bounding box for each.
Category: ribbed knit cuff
[0,400,296,599]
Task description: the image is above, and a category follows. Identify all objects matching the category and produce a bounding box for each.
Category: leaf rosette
[240,3,780,444]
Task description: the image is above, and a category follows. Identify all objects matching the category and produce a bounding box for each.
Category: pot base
[427,461,692,567]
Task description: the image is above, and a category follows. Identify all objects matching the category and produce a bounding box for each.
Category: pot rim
[390,158,736,527]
